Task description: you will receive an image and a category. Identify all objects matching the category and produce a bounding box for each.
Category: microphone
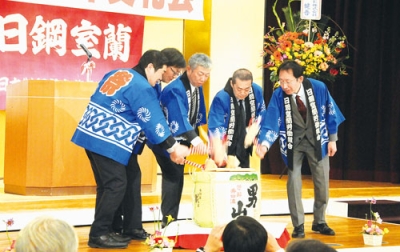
[80,44,92,60]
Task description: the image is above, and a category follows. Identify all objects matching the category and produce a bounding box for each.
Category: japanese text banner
[9,0,204,21]
[0,0,145,109]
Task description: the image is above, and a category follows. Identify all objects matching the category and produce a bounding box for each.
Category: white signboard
[9,0,205,21]
[300,0,322,20]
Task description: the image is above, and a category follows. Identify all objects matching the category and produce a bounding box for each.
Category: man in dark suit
[256,60,345,238]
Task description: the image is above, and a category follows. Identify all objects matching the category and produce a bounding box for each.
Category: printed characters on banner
[193,171,261,228]
[0,0,144,85]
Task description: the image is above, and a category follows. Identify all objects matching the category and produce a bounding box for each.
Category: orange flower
[289,32,299,40]
[294,39,304,45]
[335,47,343,53]
[280,40,292,51]
[273,50,282,59]
[337,41,346,48]
[314,33,325,45]
[326,55,337,64]
[319,62,329,71]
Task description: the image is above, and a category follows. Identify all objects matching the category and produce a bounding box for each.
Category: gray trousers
[287,139,330,227]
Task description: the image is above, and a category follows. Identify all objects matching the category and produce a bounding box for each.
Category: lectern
[4,80,157,195]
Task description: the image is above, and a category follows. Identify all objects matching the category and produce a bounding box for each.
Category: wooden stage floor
[1,174,400,251]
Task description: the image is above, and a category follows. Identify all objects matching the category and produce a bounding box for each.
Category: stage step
[339,200,400,224]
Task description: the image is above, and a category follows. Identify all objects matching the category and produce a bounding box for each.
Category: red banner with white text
[0,0,145,109]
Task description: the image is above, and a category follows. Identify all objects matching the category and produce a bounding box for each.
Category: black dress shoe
[312,223,335,235]
[124,228,150,240]
[88,234,129,248]
[292,224,305,238]
[109,232,132,242]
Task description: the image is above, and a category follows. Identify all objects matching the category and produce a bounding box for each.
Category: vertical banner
[0,0,145,109]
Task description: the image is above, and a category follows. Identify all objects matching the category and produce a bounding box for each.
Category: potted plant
[362,198,389,246]
[3,218,15,251]
[144,206,176,252]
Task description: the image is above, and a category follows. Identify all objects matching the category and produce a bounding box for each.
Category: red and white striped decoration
[189,146,208,156]
[184,159,205,170]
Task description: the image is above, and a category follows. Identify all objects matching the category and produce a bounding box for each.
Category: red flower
[154,236,164,245]
[329,68,339,76]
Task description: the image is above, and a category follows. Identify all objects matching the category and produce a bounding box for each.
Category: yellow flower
[166,215,174,224]
[324,45,331,56]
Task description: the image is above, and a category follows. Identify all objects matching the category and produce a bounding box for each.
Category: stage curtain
[261,0,400,183]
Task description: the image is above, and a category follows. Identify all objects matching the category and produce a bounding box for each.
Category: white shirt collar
[292,83,306,105]
[190,84,196,92]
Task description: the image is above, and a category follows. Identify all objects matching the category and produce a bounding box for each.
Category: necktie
[190,88,198,124]
[238,100,247,143]
[295,95,307,122]
[237,100,248,167]
[238,100,245,127]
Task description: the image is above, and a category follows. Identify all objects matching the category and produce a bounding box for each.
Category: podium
[4,80,157,195]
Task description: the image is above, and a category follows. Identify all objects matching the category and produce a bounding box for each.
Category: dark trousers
[153,151,184,224]
[85,150,127,237]
[113,154,144,233]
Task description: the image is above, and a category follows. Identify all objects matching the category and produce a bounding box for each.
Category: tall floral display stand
[263,0,349,88]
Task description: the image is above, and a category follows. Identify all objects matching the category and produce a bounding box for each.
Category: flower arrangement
[362,198,389,235]
[3,218,16,251]
[144,206,176,250]
[263,0,349,87]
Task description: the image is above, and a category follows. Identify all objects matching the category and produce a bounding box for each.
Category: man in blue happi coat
[256,60,345,238]
[71,50,189,249]
[208,68,265,168]
[111,48,187,241]
[152,53,211,226]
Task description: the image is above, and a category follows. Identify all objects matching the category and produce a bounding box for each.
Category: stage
[1,174,400,251]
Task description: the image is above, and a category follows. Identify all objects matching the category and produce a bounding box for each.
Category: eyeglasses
[278,78,297,85]
[170,67,181,77]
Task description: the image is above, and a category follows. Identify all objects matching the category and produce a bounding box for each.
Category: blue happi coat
[71,68,172,165]
[159,72,207,141]
[258,78,345,166]
[208,83,265,138]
